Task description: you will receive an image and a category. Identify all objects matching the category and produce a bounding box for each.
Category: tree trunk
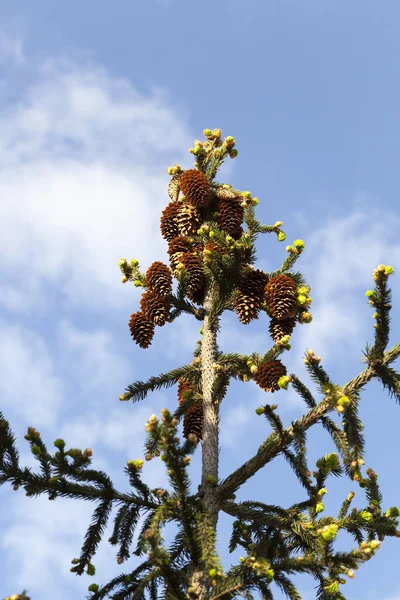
[191,284,219,599]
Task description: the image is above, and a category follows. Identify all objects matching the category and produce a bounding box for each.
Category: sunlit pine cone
[233,269,268,324]
[176,203,202,237]
[269,316,297,343]
[215,198,244,238]
[178,378,203,441]
[145,261,172,297]
[168,173,182,202]
[204,241,228,255]
[180,251,206,302]
[167,236,193,270]
[264,274,298,320]
[215,184,238,200]
[140,291,171,326]
[160,201,181,241]
[180,169,211,208]
[128,312,155,349]
[253,359,287,392]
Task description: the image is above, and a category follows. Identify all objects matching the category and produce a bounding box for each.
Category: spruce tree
[1,128,400,600]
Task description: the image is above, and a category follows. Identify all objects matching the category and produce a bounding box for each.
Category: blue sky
[1,1,400,599]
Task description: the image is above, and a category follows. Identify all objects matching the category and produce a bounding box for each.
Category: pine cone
[215,185,238,200]
[128,312,155,349]
[180,169,211,208]
[181,252,206,301]
[140,291,171,326]
[168,173,182,202]
[215,198,244,237]
[177,203,201,237]
[264,274,298,320]
[253,359,287,392]
[187,282,206,305]
[160,201,181,241]
[145,262,172,297]
[233,269,268,324]
[178,379,203,441]
[167,236,193,270]
[204,241,228,255]
[269,316,297,343]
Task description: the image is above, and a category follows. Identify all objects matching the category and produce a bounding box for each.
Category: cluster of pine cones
[124,162,312,440]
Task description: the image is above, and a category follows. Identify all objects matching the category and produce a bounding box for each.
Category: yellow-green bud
[347,492,355,501]
[252,197,259,205]
[369,540,381,549]
[87,563,96,576]
[176,263,185,272]
[347,569,355,578]
[293,239,305,249]
[88,583,100,592]
[250,364,258,373]
[193,146,203,155]
[225,136,235,146]
[255,407,264,415]
[299,312,313,323]
[385,506,400,518]
[209,231,215,238]
[385,265,394,274]
[365,289,375,298]
[199,327,203,334]
[241,191,252,199]
[277,231,286,242]
[318,488,327,496]
[133,280,143,287]
[358,511,373,522]
[297,294,308,305]
[226,235,234,243]
[337,396,350,407]
[119,394,127,401]
[315,502,325,514]
[278,375,290,390]
[372,312,378,319]
[167,167,174,175]
[229,149,238,158]
[130,259,139,268]
[118,257,127,266]
[209,568,217,577]
[207,475,218,485]
[298,286,311,295]
[274,221,283,228]
[212,128,222,138]
[319,523,338,541]
[203,129,212,137]
[121,275,128,283]
[324,581,339,593]
[286,245,296,253]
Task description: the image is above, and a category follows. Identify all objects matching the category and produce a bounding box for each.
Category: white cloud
[0,322,64,427]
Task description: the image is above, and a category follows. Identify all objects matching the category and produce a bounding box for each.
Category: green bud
[315,502,325,514]
[229,149,239,158]
[203,129,213,137]
[54,438,66,450]
[278,375,290,390]
[31,445,41,455]
[369,540,381,549]
[358,511,373,523]
[88,583,99,592]
[266,568,275,580]
[87,563,96,576]
[118,258,127,267]
[252,197,259,205]
[255,407,265,415]
[385,265,394,274]
[365,289,375,298]
[130,259,139,268]
[297,294,308,305]
[133,280,143,287]
[293,239,305,249]
[239,556,246,563]
[199,327,203,334]
[209,231,215,238]
[385,507,400,518]
[324,581,339,593]
[209,568,217,576]
[318,488,327,496]
[207,475,218,485]
[193,146,203,155]
[372,312,378,319]
[337,396,350,407]
[277,231,286,242]
[241,191,252,199]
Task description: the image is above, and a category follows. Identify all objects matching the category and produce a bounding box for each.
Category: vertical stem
[190,284,219,599]
[201,284,220,525]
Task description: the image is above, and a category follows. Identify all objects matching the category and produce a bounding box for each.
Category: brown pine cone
[140,291,171,326]
[167,236,193,270]
[160,201,181,241]
[180,252,206,302]
[145,262,172,297]
[178,378,203,441]
[215,184,238,200]
[233,269,268,324]
[128,312,155,349]
[176,203,202,237]
[215,198,244,237]
[264,274,298,321]
[253,359,287,392]
[180,169,211,208]
[269,316,297,343]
